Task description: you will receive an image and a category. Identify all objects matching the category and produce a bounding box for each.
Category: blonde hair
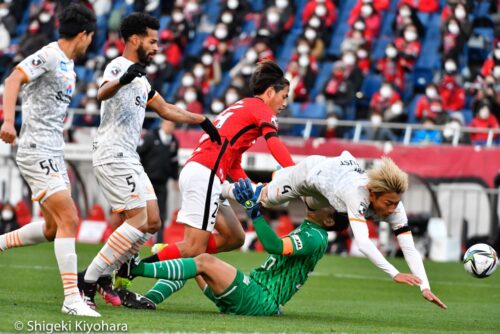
[367,157,408,194]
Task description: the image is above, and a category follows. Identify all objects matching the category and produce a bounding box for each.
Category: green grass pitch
[0,243,499,333]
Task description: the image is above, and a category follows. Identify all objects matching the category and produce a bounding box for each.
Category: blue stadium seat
[462,109,473,125]
[276,29,302,68]
[310,61,333,99]
[407,94,423,124]
[289,102,327,137]
[412,67,434,92]
[361,74,382,100]
[204,0,221,25]
[159,16,171,31]
[185,32,210,57]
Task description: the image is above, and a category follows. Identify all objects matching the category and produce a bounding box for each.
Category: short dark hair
[250,60,289,95]
[120,13,160,41]
[58,3,96,39]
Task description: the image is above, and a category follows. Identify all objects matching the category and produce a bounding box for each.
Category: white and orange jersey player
[226,150,447,309]
[0,4,99,317]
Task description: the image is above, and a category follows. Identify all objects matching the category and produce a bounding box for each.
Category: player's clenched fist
[0,122,16,144]
[119,63,146,85]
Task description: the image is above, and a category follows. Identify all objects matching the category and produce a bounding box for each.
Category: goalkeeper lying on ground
[118,178,345,315]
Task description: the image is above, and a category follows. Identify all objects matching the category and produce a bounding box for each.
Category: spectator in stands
[223,85,243,107]
[0,2,17,38]
[322,61,355,118]
[446,2,471,37]
[349,2,381,43]
[441,16,467,62]
[416,83,448,124]
[392,3,424,38]
[223,0,248,29]
[341,22,367,52]
[103,31,125,57]
[219,8,240,39]
[213,40,233,72]
[400,0,439,13]
[169,6,192,47]
[319,112,344,139]
[259,5,288,45]
[204,22,231,52]
[356,46,371,75]
[471,71,500,116]
[0,202,19,235]
[394,24,421,72]
[74,82,100,128]
[481,41,500,77]
[441,0,472,22]
[159,29,183,77]
[285,60,310,103]
[442,112,470,145]
[411,117,442,144]
[302,0,336,29]
[367,83,404,141]
[200,49,222,86]
[351,0,390,20]
[376,43,405,91]
[438,58,466,113]
[210,97,226,115]
[265,0,295,37]
[184,86,204,115]
[469,102,499,145]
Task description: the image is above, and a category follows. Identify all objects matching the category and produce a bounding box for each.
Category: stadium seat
[309,61,334,99]
[407,94,423,124]
[289,102,327,137]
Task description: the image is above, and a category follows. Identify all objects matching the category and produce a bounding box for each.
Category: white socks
[54,237,81,304]
[84,222,144,282]
[0,221,48,251]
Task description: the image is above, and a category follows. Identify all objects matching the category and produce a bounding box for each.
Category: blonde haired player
[0,4,99,317]
[224,151,447,309]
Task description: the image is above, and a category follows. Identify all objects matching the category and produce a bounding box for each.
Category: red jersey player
[139,60,293,265]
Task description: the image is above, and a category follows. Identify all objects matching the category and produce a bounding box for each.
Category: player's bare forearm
[149,95,205,124]
[97,80,122,101]
[3,69,25,123]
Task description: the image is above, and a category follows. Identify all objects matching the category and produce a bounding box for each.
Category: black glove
[233,178,262,219]
[200,117,222,145]
[119,63,146,85]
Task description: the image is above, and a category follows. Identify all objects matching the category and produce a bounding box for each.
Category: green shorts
[204,270,280,316]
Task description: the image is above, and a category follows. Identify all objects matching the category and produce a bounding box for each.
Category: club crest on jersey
[358,202,368,216]
[31,55,45,67]
[66,83,74,95]
[111,66,121,76]
[59,61,68,72]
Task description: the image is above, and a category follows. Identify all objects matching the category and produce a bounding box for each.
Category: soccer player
[78,12,221,309]
[118,179,341,315]
[0,4,100,317]
[228,152,447,309]
[125,60,295,305]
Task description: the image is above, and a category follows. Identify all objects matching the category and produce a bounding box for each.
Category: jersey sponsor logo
[31,55,45,67]
[111,66,121,76]
[59,61,68,72]
[291,234,303,250]
[55,90,72,104]
[135,92,147,108]
[358,202,368,216]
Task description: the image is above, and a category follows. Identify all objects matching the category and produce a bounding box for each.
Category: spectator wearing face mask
[438,59,465,113]
[441,113,470,144]
[348,2,381,43]
[191,62,211,95]
[302,23,325,59]
[400,0,439,13]
[481,41,500,77]
[441,2,471,36]
[392,4,424,39]
[0,203,19,235]
[322,61,356,118]
[0,2,17,38]
[376,43,405,90]
[394,24,421,72]
[223,86,243,107]
[223,0,248,28]
[340,51,364,94]
[469,102,499,145]
[160,29,182,71]
[210,97,226,115]
[204,22,232,53]
[369,83,403,116]
[285,60,311,103]
[218,9,240,39]
[319,112,344,139]
[260,6,287,44]
[292,36,319,73]
[350,0,390,21]
[368,88,405,142]
[169,6,192,47]
[441,16,467,62]
[302,0,336,28]
[213,40,233,72]
[342,26,367,53]
[199,49,222,86]
[416,84,447,124]
[265,0,296,33]
[411,117,442,144]
[356,47,371,75]
[177,71,203,106]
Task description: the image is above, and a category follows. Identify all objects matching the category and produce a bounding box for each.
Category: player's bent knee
[194,253,216,272]
[147,217,161,234]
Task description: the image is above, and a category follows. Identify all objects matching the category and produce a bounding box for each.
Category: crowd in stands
[0,0,500,146]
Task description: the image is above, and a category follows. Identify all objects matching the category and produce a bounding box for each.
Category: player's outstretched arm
[148,95,221,144]
[0,69,27,144]
[233,178,286,255]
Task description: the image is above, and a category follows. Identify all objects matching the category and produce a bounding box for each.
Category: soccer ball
[463,243,498,278]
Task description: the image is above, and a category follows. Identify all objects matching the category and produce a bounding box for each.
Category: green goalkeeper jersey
[249,220,328,307]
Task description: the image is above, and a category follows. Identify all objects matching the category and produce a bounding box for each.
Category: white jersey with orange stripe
[93,56,157,166]
[304,151,408,231]
[16,42,75,155]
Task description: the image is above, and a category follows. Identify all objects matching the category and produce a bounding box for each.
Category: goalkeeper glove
[233,178,262,219]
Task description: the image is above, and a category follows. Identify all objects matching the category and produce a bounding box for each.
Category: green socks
[132,258,198,280]
[144,279,186,304]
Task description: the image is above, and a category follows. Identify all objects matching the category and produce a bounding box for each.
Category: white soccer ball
[463,243,498,278]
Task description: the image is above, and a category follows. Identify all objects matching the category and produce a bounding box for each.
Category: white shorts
[177,162,228,233]
[266,155,329,210]
[16,153,69,203]
[94,162,156,213]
